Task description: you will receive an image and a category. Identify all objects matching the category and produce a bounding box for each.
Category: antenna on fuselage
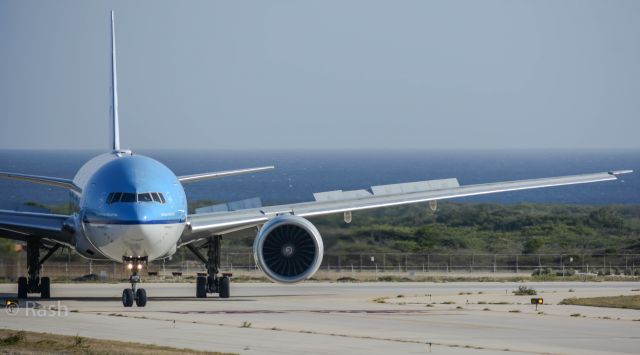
[110,11,121,152]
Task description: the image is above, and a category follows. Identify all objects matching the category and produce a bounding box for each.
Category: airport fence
[2,253,640,281]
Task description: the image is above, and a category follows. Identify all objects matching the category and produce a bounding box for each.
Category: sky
[0,0,639,150]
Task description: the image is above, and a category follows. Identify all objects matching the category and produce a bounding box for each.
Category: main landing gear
[186,236,231,299]
[122,256,147,307]
[18,237,61,299]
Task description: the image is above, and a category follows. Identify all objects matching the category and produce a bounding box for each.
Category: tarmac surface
[0,281,639,354]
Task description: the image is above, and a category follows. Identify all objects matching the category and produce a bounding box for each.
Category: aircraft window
[138,193,153,202]
[107,192,165,204]
[107,192,122,204]
[120,193,136,203]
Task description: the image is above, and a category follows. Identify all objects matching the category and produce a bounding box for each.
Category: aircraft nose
[134,221,183,259]
[116,203,153,223]
[133,204,151,222]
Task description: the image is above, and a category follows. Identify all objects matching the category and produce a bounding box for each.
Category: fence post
[625,255,628,273]
[471,254,474,272]
[405,254,408,272]
[383,253,386,272]
[515,255,519,274]
[493,254,497,273]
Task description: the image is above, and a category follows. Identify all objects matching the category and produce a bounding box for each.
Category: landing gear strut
[122,256,147,307]
[18,237,60,299]
[186,236,231,299]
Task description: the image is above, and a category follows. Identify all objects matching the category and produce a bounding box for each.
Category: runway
[1,281,639,354]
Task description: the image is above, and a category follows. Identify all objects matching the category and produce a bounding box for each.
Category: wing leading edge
[0,210,73,245]
[177,166,275,184]
[183,170,632,242]
[0,172,81,193]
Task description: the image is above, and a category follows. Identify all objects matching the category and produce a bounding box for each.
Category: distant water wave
[0,149,638,210]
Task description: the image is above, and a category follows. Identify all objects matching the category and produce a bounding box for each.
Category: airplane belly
[83,222,184,261]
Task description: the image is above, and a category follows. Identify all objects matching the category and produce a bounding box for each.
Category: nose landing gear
[122,256,147,307]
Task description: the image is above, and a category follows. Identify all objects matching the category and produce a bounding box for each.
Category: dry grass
[0,329,233,354]
[559,295,640,310]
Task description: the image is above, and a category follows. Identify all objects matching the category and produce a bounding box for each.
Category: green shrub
[532,268,555,276]
[513,286,537,295]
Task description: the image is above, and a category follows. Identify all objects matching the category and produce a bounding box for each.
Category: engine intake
[253,215,324,283]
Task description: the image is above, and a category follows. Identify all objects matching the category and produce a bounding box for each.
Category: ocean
[0,149,638,210]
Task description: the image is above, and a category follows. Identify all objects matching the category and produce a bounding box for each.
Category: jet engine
[253,215,324,283]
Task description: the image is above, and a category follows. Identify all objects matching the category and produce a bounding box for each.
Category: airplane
[0,12,633,307]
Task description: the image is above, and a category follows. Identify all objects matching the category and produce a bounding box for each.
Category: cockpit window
[107,192,166,204]
[138,193,153,202]
[120,193,137,203]
[107,192,122,204]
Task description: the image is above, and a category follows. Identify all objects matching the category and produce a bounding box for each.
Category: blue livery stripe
[84,219,184,225]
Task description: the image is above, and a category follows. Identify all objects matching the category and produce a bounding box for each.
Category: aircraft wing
[0,171,81,192]
[178,166,275,184]
[180,170,632,244]
[0,210,74,245]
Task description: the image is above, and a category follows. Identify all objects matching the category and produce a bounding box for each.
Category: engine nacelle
[253,215,324,284]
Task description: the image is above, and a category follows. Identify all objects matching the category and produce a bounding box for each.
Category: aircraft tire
[135,288,147,307]
[40,277,50,299]
[122,289,134,307]
[18,277,28,299]
[196,276,207,298]
[219,276,230,299]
